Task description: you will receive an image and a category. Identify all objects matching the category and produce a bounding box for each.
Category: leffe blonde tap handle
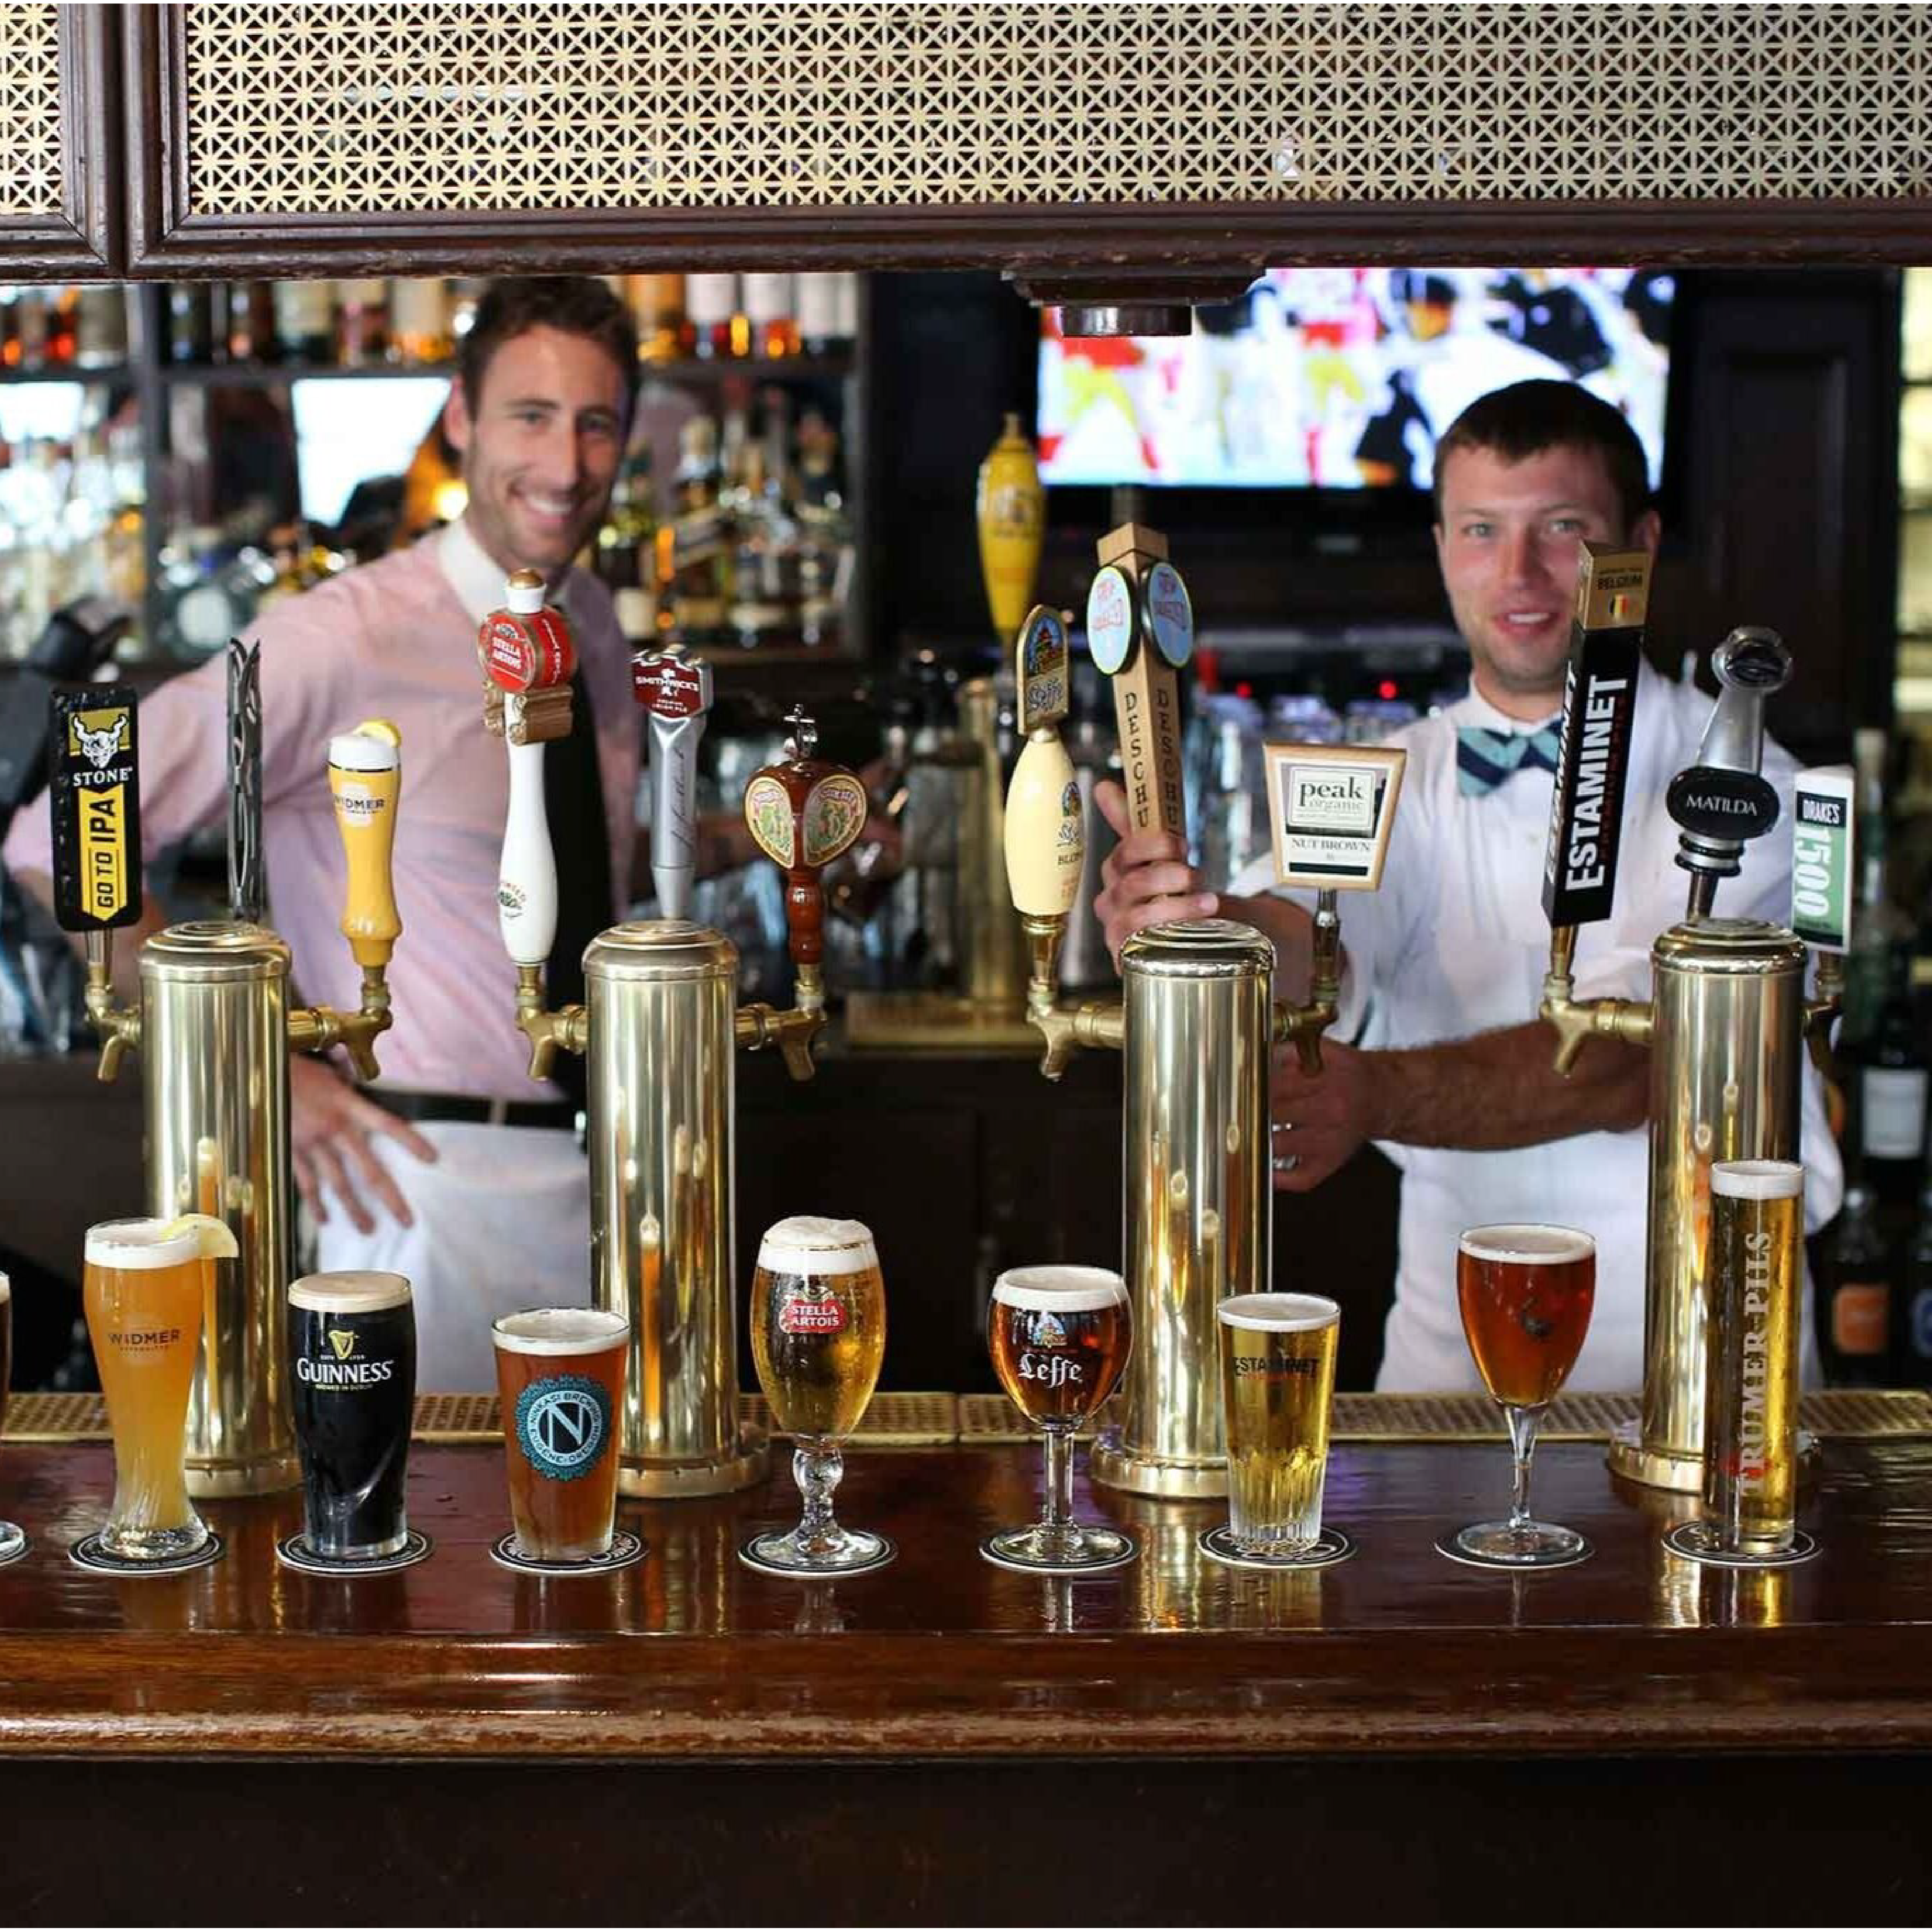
[327,720,403,971]
[498,701,558,969]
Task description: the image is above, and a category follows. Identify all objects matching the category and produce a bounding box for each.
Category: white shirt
[1233,658,1842,1392]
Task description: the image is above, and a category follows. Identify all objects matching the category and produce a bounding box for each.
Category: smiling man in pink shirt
[4,276,641,1388]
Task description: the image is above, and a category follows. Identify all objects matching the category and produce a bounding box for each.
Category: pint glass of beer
[492,1307,629,1564]
[290,1271,417,1562]
[743,1216,890,1577]
[1692,1160,1806,1562]
[1216,1293,1342,1560]
[84,1217,225,1563]
[1443,1223,1595,1570]
[983,1265,1135,1574]
[0,1273,22,1564]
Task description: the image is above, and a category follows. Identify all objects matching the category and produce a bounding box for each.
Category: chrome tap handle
[634,641,712,920]
[226,638,264,925]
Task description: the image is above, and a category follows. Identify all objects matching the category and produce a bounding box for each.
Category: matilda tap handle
[47,683,143,1079]
[634,639,712,920]
[1540,542,1656,1073]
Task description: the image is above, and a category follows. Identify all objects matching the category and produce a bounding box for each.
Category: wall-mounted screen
[1037,267,1673,492]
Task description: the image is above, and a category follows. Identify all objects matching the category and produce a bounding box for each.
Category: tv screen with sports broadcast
[1036,267,1673,492]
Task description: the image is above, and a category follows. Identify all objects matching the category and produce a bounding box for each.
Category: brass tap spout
[1804,950,1845,1071]
[83,932,139,1082]
[734,1001,822,1083]
[1541,922,1654,1074]
[507,961,586,1083]
[290,967,399,1083]
[1272,889,1341,1075]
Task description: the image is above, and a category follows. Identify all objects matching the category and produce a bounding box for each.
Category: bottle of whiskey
[633,274,689,364]
[742,273,798,359]
[669,413,731,648]
[687,274,739,361]
[1859,942,1929,1211]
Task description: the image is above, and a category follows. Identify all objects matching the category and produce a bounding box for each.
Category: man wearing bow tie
[1094,380,1840,1391]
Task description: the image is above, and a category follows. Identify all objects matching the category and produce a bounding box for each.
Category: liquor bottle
[274,280,337,363]
[1859,944,1929,1210]
[595,445,657,606]
[669,413,731,647]
[1902,1171,1932,1387]
[73,287,126,369]
[742,273,798,359]
[1818,1179,1895,1385]
[43,287,77,368]
[796,273,841,356]
[687,274,739,360]
[167,283,212,364]
[337,278,390,365]
[389,278,453,364]
[221,282,271,362]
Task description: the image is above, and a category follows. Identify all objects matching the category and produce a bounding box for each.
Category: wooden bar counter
[4,1397,1932,1922]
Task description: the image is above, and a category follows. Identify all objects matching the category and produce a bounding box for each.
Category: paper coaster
[276,1528,434,1577]
[70,1529,224,1577]
[1662,1521,1820,1570]
[489,1528,645,1576]
[1200,1524,1357,1571]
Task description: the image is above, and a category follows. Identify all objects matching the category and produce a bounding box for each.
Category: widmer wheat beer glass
[1443,1224,1596,1569]
[0,1274,22,1564]
[1214,1293,1343,1562]
[84,1217,229,1563]
[984,1265,1135,1574]
[744,1216,891,1577]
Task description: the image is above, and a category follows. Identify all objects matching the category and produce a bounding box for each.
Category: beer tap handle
[499,702,559,971]
[1086,525,1191,841]
[1792,764,1854,1058]
[313,720,403,1083]
[634,641,712,920]
[48,683,143,1080]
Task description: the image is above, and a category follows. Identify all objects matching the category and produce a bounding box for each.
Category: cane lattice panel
[178,2,1932,219]
[0,5,64,219]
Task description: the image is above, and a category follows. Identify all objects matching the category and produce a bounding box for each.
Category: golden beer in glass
[84,1218,212,1562]
[743,1216,891,1576]
[1216,1293,1341,1561]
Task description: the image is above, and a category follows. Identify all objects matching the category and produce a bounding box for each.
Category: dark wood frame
[123,4,1932,281]
[1,4,122,277]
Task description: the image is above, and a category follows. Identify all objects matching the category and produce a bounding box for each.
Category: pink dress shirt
[4,516,640,1102]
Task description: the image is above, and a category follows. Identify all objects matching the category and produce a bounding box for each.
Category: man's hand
[1268,1038,1377,1192]
[1092,778,1217,961]
[290,1055,437,1235]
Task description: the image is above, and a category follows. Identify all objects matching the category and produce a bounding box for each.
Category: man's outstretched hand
[1092,778,1218,963]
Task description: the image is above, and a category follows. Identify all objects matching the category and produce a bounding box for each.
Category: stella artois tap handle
[48,683,143,1080]
[1084,522,1191,841]
[1539,542,1656,1074]
[634,639,712,920]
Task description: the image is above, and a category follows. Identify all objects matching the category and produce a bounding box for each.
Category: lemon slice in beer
[156,1212,240,1261]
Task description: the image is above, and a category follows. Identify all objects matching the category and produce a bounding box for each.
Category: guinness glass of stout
[289,1271,416,1561]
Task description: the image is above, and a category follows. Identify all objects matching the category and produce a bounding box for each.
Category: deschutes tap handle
[327,720,403,970]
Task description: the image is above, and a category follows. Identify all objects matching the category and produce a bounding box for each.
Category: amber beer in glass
[1445,1224,1596,1569]
[0,1273,21,1563]
[84,1218,212,1562]
[744,1216,890,1575]
[1698,1160,1804,1559]
[1218,1293,1341,1558]
[492,1307,629,1563]
[984,1266,1135,1573]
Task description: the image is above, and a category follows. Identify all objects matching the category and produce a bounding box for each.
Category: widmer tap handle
[327,720,403,970]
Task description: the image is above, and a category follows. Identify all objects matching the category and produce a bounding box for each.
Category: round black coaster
[1199,1524,1357,1571]
[70,1529,224,1577]
[277,1528,434,1577]
[1662,1521,1820,1570]
[0,1521,26,1567]
[489,1528,645,1576]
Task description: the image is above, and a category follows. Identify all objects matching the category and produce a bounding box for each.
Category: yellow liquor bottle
[976,412,1045,641]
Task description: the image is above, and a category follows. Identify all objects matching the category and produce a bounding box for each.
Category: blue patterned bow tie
[1456,724,1561,796]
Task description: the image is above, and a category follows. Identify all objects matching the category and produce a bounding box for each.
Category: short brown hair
[459,276,638,416]
[1432,379,1651,533]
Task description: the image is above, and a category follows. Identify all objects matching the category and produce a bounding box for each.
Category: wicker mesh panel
[180,3,1932,218]
[0,6,62,219]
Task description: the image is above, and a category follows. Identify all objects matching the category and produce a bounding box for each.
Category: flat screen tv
[1036,267,1674,493]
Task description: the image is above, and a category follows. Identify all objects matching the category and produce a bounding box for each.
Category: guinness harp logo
[327,1328,358,1362]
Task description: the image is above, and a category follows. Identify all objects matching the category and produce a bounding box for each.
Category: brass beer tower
[489,577,864,1497]
[54,646,404,1496]
[1004,535,1402,1497]
[1540,549,1839,1491]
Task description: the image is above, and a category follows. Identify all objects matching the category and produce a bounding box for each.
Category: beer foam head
[1217,1292,1339,1334]
[1457,1223,1596,1266]
[83,1217,202,1271]
[993,1265,1127,1313]
[328,729,400,773]
[1710,1160,1804,1201]
[290,1270,412,1313]
[492,1306,630,1355]
[757,1215,878,1278]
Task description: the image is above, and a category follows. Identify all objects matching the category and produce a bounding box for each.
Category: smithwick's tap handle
[1003,607,1084,1027]
[327,720,403,971]
[48,684,143,1080]
[742,704,867,1013]
[634,640,713,921]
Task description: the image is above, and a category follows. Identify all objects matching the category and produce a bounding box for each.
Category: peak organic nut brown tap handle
[742,705,868,977]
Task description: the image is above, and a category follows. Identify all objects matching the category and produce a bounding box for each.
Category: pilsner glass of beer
[83,1218,217,1562]
[0,1273,22,1563]
[289,1271,417,1562]
[1217,1293,1342,1559]
[492,1307,630,1564]
[983,1266,1135,1574]
[743,1216,890,1576]
[1443,1223,1596,1570]
[1697,1160,1805,1560]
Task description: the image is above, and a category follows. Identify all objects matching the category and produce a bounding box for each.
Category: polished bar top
[3,1428,1932,1762]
